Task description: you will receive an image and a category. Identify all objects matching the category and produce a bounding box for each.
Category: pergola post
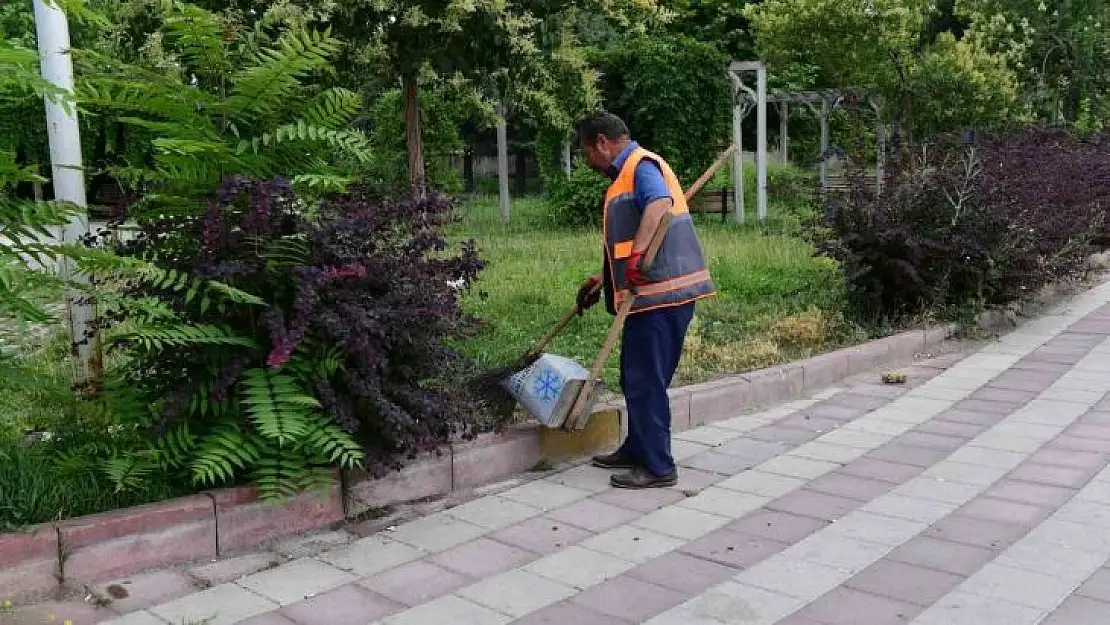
[779,102,789,164]
[819,98,830,193]
[729,72,745,223]
[729,61,768,222]
[561,138,572,175]
[496,100,510,222]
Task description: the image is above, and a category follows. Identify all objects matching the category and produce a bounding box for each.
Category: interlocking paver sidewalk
[12,280,1110,625]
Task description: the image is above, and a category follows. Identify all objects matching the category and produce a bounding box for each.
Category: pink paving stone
[967,387,1038,404]
[746,424,822,445]
[1030,447,1107,470]
[766,489,859,522]
[894,431,966,452]
[546,498,640,532]
[914,419,986,438]
[1011,359,1072,373]
[1064,423,1110,442]
[429,537,535,577]
[726,509,829,543]
[957,496,1053,527]
[865,443,950,468]
[926,514,1027,551]
[511,602,629,625]
[1079,411,1110,426]
[935,409,1005,426]
[488,516,593,554]
[951,398,1024,415]
[1010,462,1098,488]
[805,472,894,502]
[1049,435,1110,454]
[851,384,908,399]
[675,467,724,493]
[570,575,689,622]
[1039,595,1110,625]
[844,559,964,606]
[1076,567,1110,602]
[680,529,789,569]
[626,551,738,594]
[357,560,471,607]
[94,569,199,613]
[984,479,1078,507]
[775,615,827,625]
[804,403,868,422]
[592,485,686,513]
[794,587,920,625]
[837,458,924,484]
[279,584,403,625]
[988,370,1062,391]
[886,536,996,576]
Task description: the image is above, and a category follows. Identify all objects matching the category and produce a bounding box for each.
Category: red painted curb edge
[0,324,955,602]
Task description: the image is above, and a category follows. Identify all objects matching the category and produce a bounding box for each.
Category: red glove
[576,274,602,313]
[625,251,647,286]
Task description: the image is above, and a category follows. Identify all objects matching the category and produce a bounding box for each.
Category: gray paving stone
[633,504,731,540]
[273,530,353,560]
[912,591,1047,625]
[386,513,489,552]
[446,495,542,530]
[674,425,745,446]
[678,486,769,518]
[150,583,279,625]
[99,611,169,625]
[717,469,807,498]
[968,387,1039,404]
[317,535,425,577]
[580,525,685,564]
[237,612,299,625]
[189,552,285,586]
[886,536,996,576]
[785,533,894,573]
[915,419,986,438]
[747,424,821,445]
[945,446,1028,470]
[845,559,963,606]
[896,431,967,451]
[236,557,357,606]
[735,555,848,601]
[546,464,613,493]
[959,561,1083,610]
[95,569,198,613]
[791,440,866,464]
[523,544,636,589]
[759,454,841,480]
[920,460,1011,487]
[457,569,577,617]
[666,581,802,624]
[500,480,593,510]
[894,477,981,505]
[682,450,765,474]
[777,414,844,433]
[937,409,1005,426]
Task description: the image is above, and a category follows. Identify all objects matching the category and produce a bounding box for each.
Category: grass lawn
[452,194,866,393]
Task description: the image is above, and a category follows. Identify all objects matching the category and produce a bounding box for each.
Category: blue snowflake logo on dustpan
[532,366,562,405]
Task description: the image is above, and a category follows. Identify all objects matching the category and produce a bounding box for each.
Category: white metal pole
[730,73,745,224]
[756,63,768,221]
[33,0,102,391]
[496,101,511,222]
[561,138,572,175]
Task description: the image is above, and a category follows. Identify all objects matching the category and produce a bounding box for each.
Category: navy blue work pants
[618,302,695,477]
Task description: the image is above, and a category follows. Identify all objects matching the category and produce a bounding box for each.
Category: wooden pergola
[728,61,888,222]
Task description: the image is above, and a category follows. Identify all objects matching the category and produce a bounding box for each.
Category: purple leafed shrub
[114,178,486,477]
[818,126,1109,321]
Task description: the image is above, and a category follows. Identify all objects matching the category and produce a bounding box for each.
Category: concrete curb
[0,323,956,602]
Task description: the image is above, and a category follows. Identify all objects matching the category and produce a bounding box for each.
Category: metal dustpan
[499,353,604,429]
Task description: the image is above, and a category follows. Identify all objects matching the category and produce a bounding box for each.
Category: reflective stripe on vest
[603,147,716,313]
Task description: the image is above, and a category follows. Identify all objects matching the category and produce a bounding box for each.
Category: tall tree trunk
[402,73,426,198]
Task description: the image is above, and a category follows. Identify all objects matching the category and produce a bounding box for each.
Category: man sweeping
[573,111,716,489]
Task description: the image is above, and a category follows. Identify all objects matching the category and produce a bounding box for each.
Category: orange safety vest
[603,147,716,313]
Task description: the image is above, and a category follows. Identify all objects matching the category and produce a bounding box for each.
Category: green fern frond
[303,413,363,469]
[190,423,262,486]
[301,87,362,129]
[241,123,370,163]
[223,27,342,121]
[151,423,198,470]
[239,368,318,446]
[100,454,157,494]
[249,443,328,502]
[162,2,232,78]
[115,323,257,351]
[292,174,357,195]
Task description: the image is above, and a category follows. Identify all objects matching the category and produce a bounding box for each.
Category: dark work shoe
[610,467,678,489]
[592,450,637,470]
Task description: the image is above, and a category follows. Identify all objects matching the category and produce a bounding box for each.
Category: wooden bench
[689,188,732,222]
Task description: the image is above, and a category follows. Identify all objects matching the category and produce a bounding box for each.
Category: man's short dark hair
[575,111,630,145]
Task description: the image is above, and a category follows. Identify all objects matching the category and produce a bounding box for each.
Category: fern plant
[73,0,371,210]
